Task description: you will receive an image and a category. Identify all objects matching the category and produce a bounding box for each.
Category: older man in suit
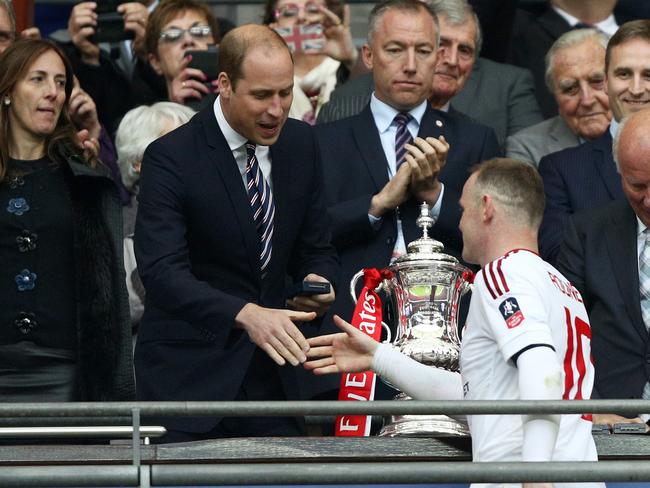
[298,0,499,404]
[506,28,611,167]
[538,20,650,264]
[556,108,650,430]
[134,24,338,441]
[316,0,542,146]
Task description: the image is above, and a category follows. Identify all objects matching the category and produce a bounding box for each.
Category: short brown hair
[471,158,545,229]
[218,24,291,90]
[145,0,220,58]
[262,0,345,25]
[0,39,81,182]
[605,20,650,73]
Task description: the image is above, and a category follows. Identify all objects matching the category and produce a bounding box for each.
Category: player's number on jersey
[563,307,592,400]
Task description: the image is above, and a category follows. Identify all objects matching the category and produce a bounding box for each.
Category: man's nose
[403,48,417,73]
[630,74,645,96]
[578,82,596,106]
[267,95,283,117]
[441,45,458,66]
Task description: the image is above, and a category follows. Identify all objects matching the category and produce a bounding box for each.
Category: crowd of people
[1,0,650,476]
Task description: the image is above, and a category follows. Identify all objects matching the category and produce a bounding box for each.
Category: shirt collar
[638,217,648,237]
[609,118,620,141]
[551,6,618,36]
[369,93,427,134]
[214,95,248,152]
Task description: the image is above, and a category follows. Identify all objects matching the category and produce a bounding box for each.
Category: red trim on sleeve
[496,258,510,293]
[481,269,497,299]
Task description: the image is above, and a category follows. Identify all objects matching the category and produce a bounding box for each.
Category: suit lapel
[200,109,261,281]
[606,203,648,340]
[538,8,571,39]
[352,106,391,192]
[592,131,624,199]
[550,116,579,146]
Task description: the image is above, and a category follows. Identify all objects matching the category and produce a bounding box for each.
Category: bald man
[557,108,650,430]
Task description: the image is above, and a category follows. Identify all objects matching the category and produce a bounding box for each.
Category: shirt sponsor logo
[499,297,524,329]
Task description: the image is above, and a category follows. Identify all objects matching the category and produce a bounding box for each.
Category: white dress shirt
[213,95,273,191]
[552,6,619,37]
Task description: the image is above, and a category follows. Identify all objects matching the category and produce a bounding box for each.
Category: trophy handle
[349,270,386,304]
[349,271,391,343]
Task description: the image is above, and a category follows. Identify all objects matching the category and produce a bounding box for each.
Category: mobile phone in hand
[286,280,331,299]
[186,45,220,82]
[274,25,325,53]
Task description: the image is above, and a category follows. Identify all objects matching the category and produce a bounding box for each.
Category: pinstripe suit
[538,130,625,265]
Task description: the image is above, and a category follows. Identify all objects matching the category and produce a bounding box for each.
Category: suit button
[386,237,394,246]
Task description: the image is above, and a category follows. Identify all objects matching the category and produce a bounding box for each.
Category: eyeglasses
[159,25,212,43]
[275,2,323,20]
[0,30,16,45]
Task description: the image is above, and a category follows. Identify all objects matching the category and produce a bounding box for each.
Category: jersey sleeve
[475,258,555,362]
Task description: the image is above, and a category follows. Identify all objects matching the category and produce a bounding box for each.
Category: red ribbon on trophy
[335,268,393,437]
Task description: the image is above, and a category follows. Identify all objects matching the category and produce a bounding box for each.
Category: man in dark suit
[316,0,542,146]
[134,24,338,441]
[538,20,650,265]
[510,0,619,118]
[556,108,650,430]
[299,0,499,402]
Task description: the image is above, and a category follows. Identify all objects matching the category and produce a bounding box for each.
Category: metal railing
[0,399,649,487]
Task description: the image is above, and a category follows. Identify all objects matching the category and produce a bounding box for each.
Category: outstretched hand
[304,314,379,374]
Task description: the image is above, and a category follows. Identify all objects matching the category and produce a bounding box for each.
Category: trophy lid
[392,202,461,267]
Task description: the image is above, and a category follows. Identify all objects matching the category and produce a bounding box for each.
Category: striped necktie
[394,112,413,169]
[245,142,275,273]
[639,229,650,331]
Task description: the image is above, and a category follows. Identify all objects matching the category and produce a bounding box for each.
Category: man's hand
[169,54,212,104]
[286,273,335,317]
[68,2,100,66]
[235,303,316,366]
[369,161,412,218]
[69,79,102,140]
[405,135,448,205]
[20,27,41,40]
[76,128,100,161]
[304,315,379,374]
[118,2,149,61]
[593,413,649,432]
[317,5,358,70]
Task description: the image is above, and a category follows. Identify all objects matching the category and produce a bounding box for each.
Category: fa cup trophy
[349,203,472,436]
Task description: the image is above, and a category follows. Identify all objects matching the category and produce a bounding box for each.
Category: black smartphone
[286,281,331,299]
[186,45,220,82]
[92,12,134,44]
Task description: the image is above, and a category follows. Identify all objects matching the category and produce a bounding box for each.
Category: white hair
[116,102,195,190]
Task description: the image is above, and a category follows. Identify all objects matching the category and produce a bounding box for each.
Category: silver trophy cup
[350,203,472,436]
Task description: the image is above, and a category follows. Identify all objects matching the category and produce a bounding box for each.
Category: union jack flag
[275,25,324,53]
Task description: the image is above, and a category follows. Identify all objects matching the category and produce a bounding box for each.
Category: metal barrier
[0,400,649,487]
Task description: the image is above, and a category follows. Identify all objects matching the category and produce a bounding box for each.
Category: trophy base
[377,393,470,437]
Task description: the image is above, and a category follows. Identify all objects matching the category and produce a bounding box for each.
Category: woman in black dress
[0,39,134,401]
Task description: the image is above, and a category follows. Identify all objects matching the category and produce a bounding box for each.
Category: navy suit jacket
[133,107,338,432]
[300,104,500,399]
[538,130,625,265]
[556,201,650,402]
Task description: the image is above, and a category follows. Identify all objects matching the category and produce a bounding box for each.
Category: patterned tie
[639,229,650,330]
[393,112,413,169]
[245,142,275,273]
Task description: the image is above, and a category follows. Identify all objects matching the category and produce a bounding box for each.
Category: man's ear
[361,43,373,70]
[482,194,495,222]
[148,53,163,76]
[217,72,232,99]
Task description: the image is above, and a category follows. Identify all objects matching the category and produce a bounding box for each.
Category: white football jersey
[460,249,600,487]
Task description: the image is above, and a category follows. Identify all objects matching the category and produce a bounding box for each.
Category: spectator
[538,20,650,265]
[115,101,195,326]
[506,29,611,167]
[60,1,165,134]
[144,0,220,108]
[263,0,358,124]
[510,0,618,118]
[317,0,542,146]
[0,0,40,55]
[0,39,133,401]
